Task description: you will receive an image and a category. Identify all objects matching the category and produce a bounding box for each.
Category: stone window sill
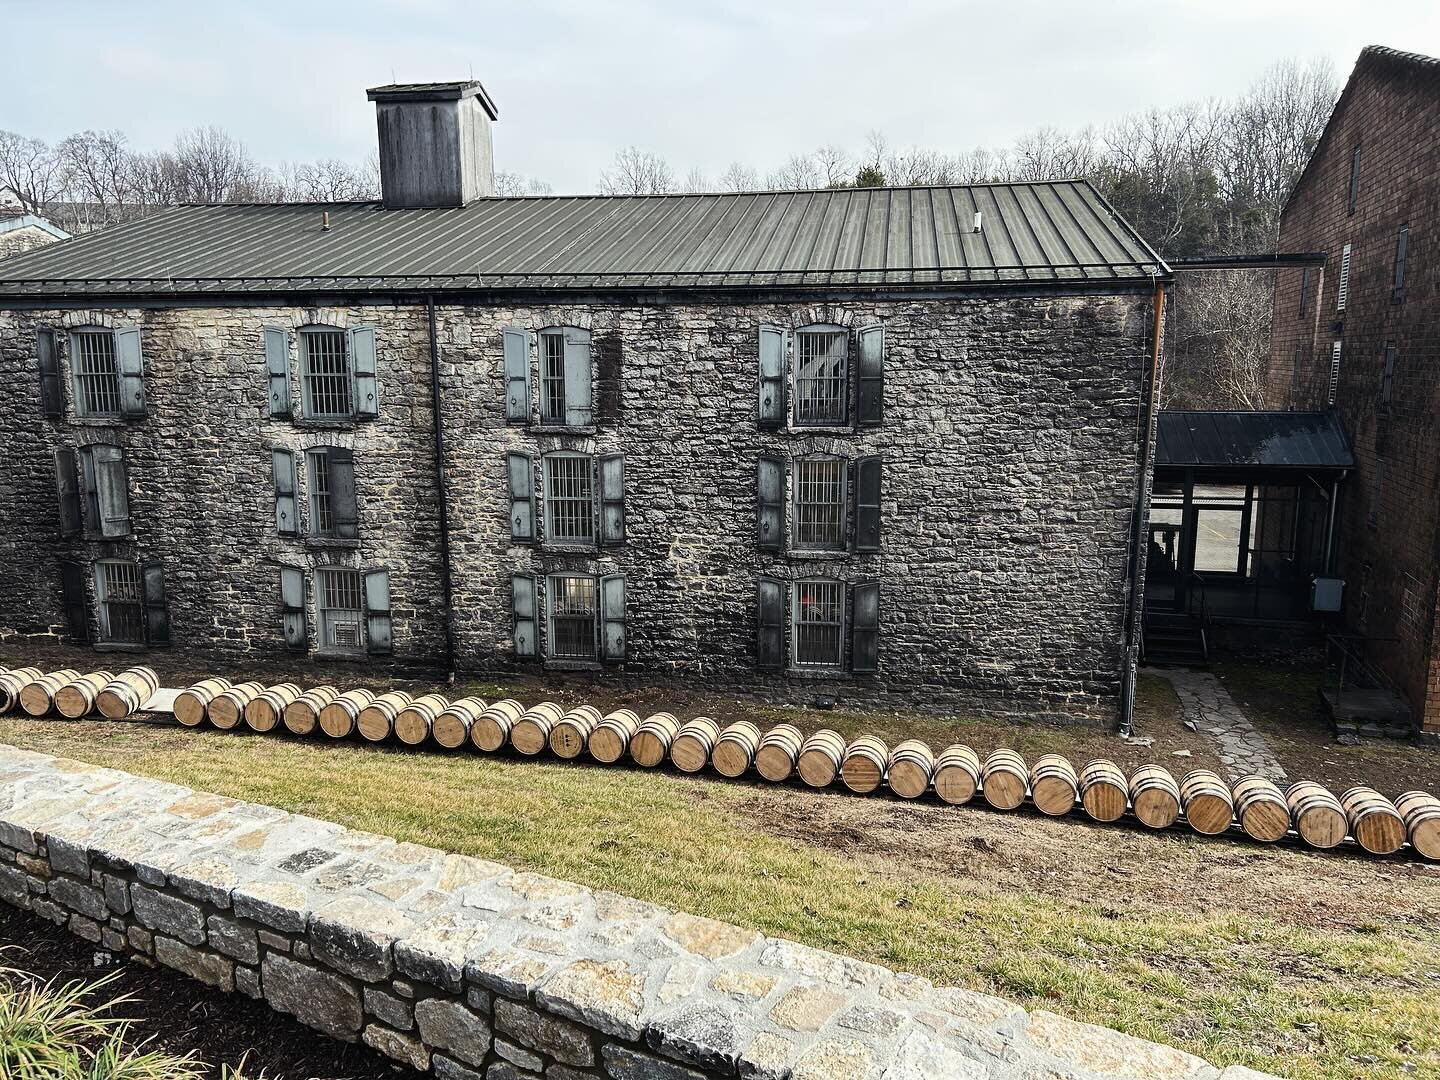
[787,424,855,435]
[306,537,362,550]
[529,424,597,437]
[539,544,600,556]
[293,418,361,430]
[94,641,153,653]
[314,647,369,662]
[68,416,135,427]
[786,667,851,680]
[544,659,603,673]
[787,549,851,560]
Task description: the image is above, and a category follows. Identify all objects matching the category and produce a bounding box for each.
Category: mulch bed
[0,902,422,1079]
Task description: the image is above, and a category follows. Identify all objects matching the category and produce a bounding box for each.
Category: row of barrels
[0,665,159,719]
[165,678,1440,860]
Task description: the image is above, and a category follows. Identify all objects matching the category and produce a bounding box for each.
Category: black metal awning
[1156,411,1353,474]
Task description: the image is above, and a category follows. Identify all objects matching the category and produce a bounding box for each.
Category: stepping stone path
[1153,668,1288,782]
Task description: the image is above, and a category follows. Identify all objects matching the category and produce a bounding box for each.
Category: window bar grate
[794,331,847,424]
[302,331,353,418]
[309,451,333,535]
[99,560,144,643]
[541,332,566,422]
[318,568,363,648]
[545,455,594,544]
[793,580,843,668]
[549,575,597,659]
[794,458,846,549]
[74,331,121,416]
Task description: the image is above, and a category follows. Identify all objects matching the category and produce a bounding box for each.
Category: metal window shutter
[1336,244,1351,311]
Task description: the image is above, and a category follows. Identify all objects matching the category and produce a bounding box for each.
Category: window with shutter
[91,445,131,538]
[264,328,292,418]
[94,560,144,644]
[756,576,785,670]
[600,575,626,661]
[536,327,592,426]
[503,327,533,423]
[313,447,358,539]
[280,565,307,651]
[794,326,848,426]
[141,559,170,646]
[792,579,844,668]
[507,451,536,542]
[70,330,122,417]
[792,455,847,551]
[543,452,595,545]
[1328,341,1342,406]
[363,568,392,655]
[851,580,880,673]
[59,560,90,644]
[317,567,365,649]
[349,326,379,418]
[599,454,625,546]
[38,329,62,418]
[55,448,81,537]
[757,326,787,429]
[114,327,146,419]
[757,455,785,552]
[300,328,353,419]
[547,574,598,660]
[856,325,884,426]
[854,456,882,553]
[1393,225,1408,304]
[272,449,298,536]
[511,574,538,658]
[1336,245,1351,312]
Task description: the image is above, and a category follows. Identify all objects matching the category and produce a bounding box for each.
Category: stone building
[0,187,69,259]
[1267,45,1440,733]
[0,81,1167,725]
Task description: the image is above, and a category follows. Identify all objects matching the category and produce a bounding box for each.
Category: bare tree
[599,146,674,195]
[168,126,264,202]
[813,144,852,187]
[767,153,821,190]
[0,131,64,214]
[718,161,760,192]
[282,158,379,201]
[493,171,553,197]
[1165,269,1274,408]
[681,166,710,193]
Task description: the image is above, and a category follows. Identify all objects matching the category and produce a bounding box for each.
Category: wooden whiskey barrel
[18,669,81,716]
[933,744,982,805]
[96,667,160,719]
[630,712,681,768]
[886,740,935,800]
[244,683,301,734]
[470,699,525,752]
[671,717,721,773]
[511,701,565,755]
[1232,776,1291,842]
[1030,754,1079,817]
[1179,769,1234,835]
[1285,781,1347,850]
[54,671,116,720]
[357,692,414,742]
[208,681,265,730]
[754,724,804,782]
[841,735,889,794]
[797,729,847,788]
[1129,765,1181,829]
[980,749,1028,810]
[318,689,375,739]
[394,694,451,746]
[175,679,232,728]
[283,686,338,736]
[712,721,762,778]
[588,709,640,764]
[550,705,603,759]
[1340,786,1405,855]
[0,667,44,712]
[1078,759,1128,823]
[1395,791,1440,861]
[431,697,486,750]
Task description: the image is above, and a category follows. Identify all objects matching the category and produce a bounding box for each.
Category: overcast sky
[4,0,1438,192]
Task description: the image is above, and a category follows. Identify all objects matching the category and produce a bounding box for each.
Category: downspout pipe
[426,295,458,683]
[1120,279,1168,737]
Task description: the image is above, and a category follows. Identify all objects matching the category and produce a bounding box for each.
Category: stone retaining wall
[0,744,1271,1080]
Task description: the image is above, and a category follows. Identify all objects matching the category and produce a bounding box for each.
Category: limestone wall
[0,744,1270,1080]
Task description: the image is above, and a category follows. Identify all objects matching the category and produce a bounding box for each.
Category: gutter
[1119,278,1168,737]
[426,295,458,682]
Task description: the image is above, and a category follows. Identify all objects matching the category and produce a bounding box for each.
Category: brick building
[0,82,1167,725]
[1267,46,1440,733]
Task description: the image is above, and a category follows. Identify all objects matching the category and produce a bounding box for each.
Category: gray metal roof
[1156,411,1353,472]
[0,180,1166,298]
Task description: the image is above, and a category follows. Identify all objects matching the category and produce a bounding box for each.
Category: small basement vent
[1337,243,1352,311]
[1328,341,1342,405]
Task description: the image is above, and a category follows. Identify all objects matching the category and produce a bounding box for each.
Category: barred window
[794,329,847,425]
[307,449,334,536]
[72,330,121,416]
[318,567,364,649]
[544,453,594,545]
[540,331,566,423]
[792,579,843,668]
[301,329,353,419]
[548,574,597,660]
[94,560,144,644]
[793,456,847,550]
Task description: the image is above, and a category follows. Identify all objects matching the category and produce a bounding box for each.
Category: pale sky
[4,0,1439,192]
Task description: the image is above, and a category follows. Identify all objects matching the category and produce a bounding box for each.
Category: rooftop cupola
[366,81,498,208]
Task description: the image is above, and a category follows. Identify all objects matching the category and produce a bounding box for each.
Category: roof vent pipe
[973,211,983,233]
[321,211,331,231]
[366,81,499,209]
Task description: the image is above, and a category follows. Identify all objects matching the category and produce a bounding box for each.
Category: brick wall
[1266,50,1440,731]
[0,290,1153,723]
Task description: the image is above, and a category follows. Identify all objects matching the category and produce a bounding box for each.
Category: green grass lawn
[2,717,1437,1080]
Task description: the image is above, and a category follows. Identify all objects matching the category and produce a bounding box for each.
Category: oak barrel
[470,699,525,752]
[887,740,935,800]
[96,667,160,719]
[1030,753,1079,817]
[1078,759,1128,823]
[174,679,232,728]
[1232,775,1291,842]
[0,667,44,712]
[356,692,413,742]
[630,712,681,768]
[283,686,338,736]
[208,681,265,730]
[797,729,846,788]
[754,724,804,782]
[550,705,603,759]
[54,671,116,720]
[318,689,375,739]
[933,744,982,805]
[431,697,486,750]
[980,749,1028,811]
[1179,769,1234,835]
[712,721,762,778]
[841,735,889,794]
[588,709,640,764]
[1395,790,1440,861]
[244,683,301,734]
[1285,780,1347,850]
[671,717,721,773]
[18,669,81,716]
[1340,786,1405,855]
[511,701,565,755]
[395,694,451,746]
[1129,765,1181,829]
